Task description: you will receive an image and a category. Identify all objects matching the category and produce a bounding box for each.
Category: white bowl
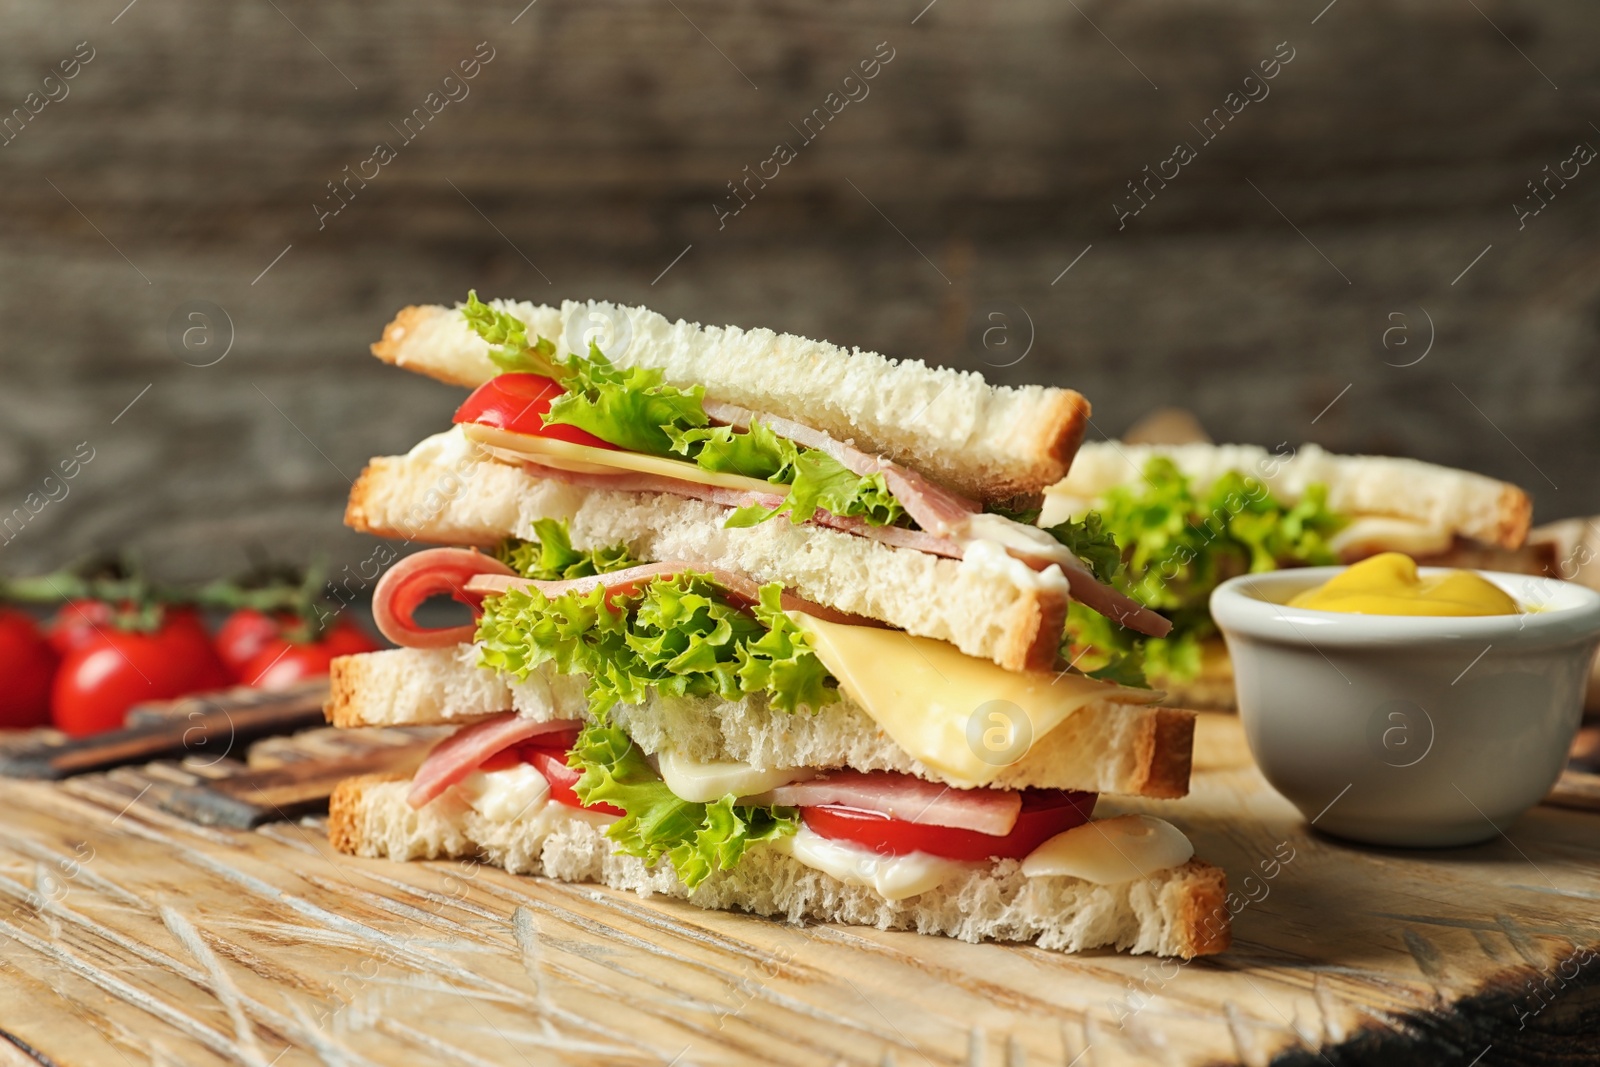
[1209,566,1600,847]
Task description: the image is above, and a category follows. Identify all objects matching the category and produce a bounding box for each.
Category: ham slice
[700,401,982,538]
[753,770,1022,836]
[372,548,517,649]
[407,712,582,809]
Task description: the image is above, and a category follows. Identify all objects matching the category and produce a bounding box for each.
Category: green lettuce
[495,519,638,581]
[1040,511,1123,585]
[1062,457,1343,683]
[462,291,562,376]
[476,573,837,716]
[569,722,798,888]
[461,294,906,526]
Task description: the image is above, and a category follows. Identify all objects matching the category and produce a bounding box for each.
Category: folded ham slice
[372,547,515,649]
[752,770,1022,836]
[407,712,582,808]
[700,400,982,539]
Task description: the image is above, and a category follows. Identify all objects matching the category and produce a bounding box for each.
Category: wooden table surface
[0,713,1596,1067]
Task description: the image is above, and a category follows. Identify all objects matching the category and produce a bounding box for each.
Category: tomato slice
[523,744,625,817]
[453,374,617,449]
[801,789,1097,862]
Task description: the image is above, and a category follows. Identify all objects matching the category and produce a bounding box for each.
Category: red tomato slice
[453,374,617,449]
[523,745,624,816]
[801,789,1097,862]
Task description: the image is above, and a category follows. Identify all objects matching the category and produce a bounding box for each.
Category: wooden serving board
[0,713,1595,1066]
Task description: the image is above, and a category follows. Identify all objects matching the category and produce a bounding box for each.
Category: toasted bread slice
[346,429,1070,672]
[326,647,1196,799]
[371,300,1090,501]
[329,773,1230,958]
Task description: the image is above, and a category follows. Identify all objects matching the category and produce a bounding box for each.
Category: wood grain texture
[0,713,1595,1066]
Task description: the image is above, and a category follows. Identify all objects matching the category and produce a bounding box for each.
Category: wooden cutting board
[0,712,1595,1067]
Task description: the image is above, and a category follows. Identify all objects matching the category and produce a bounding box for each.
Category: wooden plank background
[1,0,1598,583]
[0,714,1596,1066]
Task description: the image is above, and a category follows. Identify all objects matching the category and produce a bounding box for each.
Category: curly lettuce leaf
[725,449,905,528]
[475,572,838,715]
[1061,457,1343,682]
[462,290,562,376]
[495,519,637,581]
[546,342,711,456]
[569,722,798,889]
[667,419,793,481]
[1040,512,1123,585]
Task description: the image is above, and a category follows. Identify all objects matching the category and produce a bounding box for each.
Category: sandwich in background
[1044,412,1535,709]
[325,296,1230,958]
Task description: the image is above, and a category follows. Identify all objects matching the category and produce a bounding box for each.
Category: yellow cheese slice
[791,613,1159,787]
[462,423,781,498]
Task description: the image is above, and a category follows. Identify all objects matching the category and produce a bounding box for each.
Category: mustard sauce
[1288,552,1520,617]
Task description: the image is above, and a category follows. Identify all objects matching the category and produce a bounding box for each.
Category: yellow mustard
[1288,552,1520,617]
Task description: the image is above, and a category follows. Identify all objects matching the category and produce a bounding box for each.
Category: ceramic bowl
[1209,566,1600,847]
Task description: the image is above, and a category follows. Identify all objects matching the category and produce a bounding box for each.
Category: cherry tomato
[801,789,1098,862]
[0,609,59,728]
[215,609,295,677]
[453,374,617,449]
[523,744,624,816]
[45,599,116,656]
[240,619,380,690]
[51,608,233,737]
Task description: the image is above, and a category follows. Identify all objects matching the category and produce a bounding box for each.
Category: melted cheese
[957,536,1073,597]
[462,423,780,498]
[455,764,551,823]
[963,514,1082,578]
[775,826,971,900]
[790,613,1157,788]
[1020,815,1193,884]
[1327,516,1454,559]
[656,751,812,804]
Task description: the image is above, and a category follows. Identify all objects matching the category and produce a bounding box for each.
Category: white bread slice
[326,647,1196,799]
[328,773,1230,958]
[371,301,1090,500]
[346,428,1069,672]
[1044,441,1531,550]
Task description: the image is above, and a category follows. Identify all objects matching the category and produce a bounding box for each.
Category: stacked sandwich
[1044,440,1535,708]
[326,294,1230,958]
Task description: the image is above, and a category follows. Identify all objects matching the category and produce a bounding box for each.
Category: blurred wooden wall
[1,0,1597,580]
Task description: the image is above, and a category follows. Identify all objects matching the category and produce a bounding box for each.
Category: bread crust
[1173,859,1232,957]
[328,773,1229,957]
[326,772,407,856]
[1138,708,1197,799]
[1495,483,1533,550]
